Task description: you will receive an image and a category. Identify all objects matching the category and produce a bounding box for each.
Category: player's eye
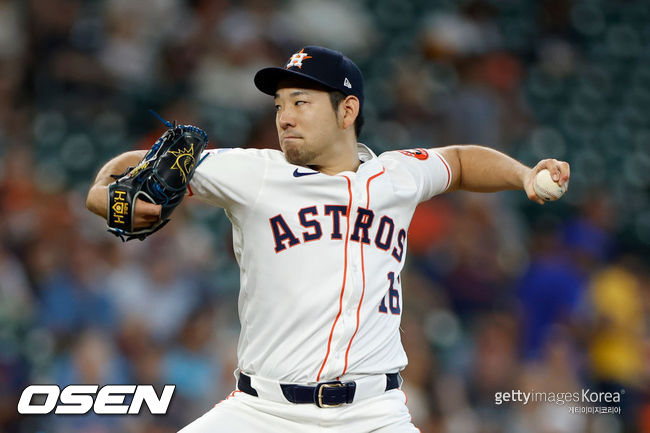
[274,105,281,112]
[295,100,306,106]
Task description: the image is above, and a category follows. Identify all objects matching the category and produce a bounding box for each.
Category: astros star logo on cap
[285,48,312,69]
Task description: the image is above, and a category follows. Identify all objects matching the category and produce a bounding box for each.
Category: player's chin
[282,144,314,166]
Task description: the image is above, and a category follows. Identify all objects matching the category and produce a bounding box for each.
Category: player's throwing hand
[525,159,571,204]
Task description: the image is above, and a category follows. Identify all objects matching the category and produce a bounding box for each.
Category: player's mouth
[281,135,303,144]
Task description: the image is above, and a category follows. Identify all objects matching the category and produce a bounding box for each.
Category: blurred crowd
[0,0,649,432]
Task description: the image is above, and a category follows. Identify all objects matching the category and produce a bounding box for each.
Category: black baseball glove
[107,117,208,241]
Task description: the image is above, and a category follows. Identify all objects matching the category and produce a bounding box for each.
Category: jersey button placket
[337,179,365,375]
[348,174,372,374]
[329,175,358,377]
[320,175,349,378]
[352,178,366,297]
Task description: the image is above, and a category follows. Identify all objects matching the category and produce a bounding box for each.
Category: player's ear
[340,96,360,131]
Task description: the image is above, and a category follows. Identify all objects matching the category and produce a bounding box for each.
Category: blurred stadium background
[0,0,649,432]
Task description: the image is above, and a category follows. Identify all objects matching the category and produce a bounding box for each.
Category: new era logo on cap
[254,45,364,111]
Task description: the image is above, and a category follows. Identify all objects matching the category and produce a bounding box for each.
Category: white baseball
[533,169,566,201]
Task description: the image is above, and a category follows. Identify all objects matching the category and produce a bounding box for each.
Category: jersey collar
[357,143,377,163]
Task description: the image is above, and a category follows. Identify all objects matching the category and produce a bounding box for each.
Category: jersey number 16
[378,272,400,315]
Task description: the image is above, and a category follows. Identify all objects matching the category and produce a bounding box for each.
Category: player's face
[274,82,342,167]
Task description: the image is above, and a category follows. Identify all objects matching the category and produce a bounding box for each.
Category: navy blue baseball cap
[254,46,364,111]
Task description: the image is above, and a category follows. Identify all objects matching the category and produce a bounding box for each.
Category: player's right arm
[86,151,162,229]
[436,145,570,204]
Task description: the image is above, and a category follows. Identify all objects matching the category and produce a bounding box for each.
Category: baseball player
[86,46,570,432]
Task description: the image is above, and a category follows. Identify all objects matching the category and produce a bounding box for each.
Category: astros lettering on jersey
[188,144,451,384]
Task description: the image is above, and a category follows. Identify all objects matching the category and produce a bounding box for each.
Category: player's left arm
[435,145,570,204]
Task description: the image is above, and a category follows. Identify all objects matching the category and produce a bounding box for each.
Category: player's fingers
[538,158,563,183]
[141,214,159,223]
[133,213,160,229]
[525,186,546,205]
[523,167,543,205]
[135,199,162,218]
[134,221,155,230]
[132,200,161,229]
[557,161,570,186]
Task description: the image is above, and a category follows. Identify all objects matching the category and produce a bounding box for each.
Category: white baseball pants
[178,388,420,432]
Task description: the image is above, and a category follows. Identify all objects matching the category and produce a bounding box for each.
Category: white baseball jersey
[188,144,451,384]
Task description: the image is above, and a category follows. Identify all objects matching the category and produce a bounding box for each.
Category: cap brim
[254,67,337,96]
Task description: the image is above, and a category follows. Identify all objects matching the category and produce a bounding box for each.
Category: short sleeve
[379,148,452,203]
[189,148,268,210]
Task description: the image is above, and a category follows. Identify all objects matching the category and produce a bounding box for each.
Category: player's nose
[277,108,296,130]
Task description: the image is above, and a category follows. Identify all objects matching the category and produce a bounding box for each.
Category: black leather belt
[238,372,400,408]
